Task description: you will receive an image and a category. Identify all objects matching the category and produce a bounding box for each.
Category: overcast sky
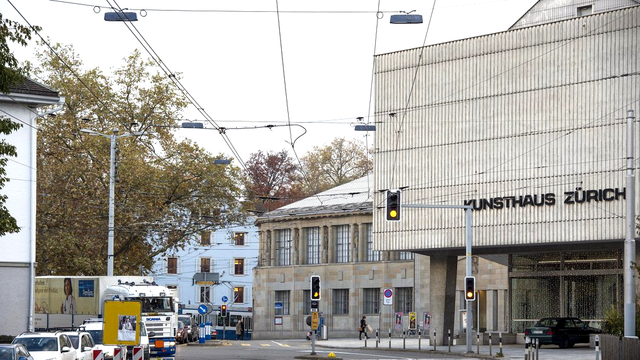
[3,0,537,165]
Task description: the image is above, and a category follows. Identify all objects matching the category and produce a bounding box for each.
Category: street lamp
[80,128,143,276]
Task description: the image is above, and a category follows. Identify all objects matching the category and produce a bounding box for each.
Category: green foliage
[602,265,640,336]
[33,44,246,275]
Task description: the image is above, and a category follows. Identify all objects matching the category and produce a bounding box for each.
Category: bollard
[376,329,379,348]
[595,334,600,360]
[525,336,530,360]
[433,331,436,351]
[535,338,539,360]
[489,332,492,356]
[403,329,406,349]
[418,327,421,350]
[448,329,451,352]
[365,335,367,348]
[499,332,503,355]
[476,332,480,354]
[389,328,391,349]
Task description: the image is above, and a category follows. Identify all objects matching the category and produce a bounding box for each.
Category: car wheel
[559,335,570,349]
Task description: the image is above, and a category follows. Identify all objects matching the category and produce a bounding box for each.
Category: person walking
[236,319,244,340]
[359,316,369,340]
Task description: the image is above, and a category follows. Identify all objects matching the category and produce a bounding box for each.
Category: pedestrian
[359,316,369,340]
[236,319,244,340]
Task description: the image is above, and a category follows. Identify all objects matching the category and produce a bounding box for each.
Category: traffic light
[386,190,401,221]
[464,276,476,301]
[221,303,227,317]
[310,275,321,300]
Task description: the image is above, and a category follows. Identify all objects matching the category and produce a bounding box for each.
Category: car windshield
[140,297,173,312]
[0,347,15,359]
[67,334,79,349]
[14,336,58,352]
[179,317,191,326]
[86,330,104,344]
[537,319,558,327]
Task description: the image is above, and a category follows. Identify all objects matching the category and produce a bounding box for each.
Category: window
[167,257,178,274]
[234,286,245,303]
[395,287,413,313]
[363,288,380,314]
[200,231,210,246]
[577,5,592,16]
[234,258,245,275]
[277,229,292,266]
[399,251,414,260]
[199,286,210,303]
[234,232,246,246]
[335,225,350,263]
[365,224,381,261]
[200,257,211,273]
[333,289,349,314]
[275,290,290,315]
[303,290,311,315]
[307,227,321,264]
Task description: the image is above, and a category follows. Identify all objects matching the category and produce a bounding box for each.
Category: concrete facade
[0,79,61,335]
[373,5,640,343]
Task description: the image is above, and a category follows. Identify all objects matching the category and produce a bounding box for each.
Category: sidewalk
[314,337,598,359]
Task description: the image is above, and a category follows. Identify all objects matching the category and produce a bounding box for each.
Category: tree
[243,149,304,212]
[300,137,372,194]
[33,44,246,275]
[0,15,40,236]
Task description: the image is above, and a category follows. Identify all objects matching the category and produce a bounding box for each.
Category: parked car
[524,317,601,348]
[178,315,199,342]
[80,319,126,360]
[175,321,188,344]
[0,343,34,360]
[60,331,94,360]
[11,332,75,360]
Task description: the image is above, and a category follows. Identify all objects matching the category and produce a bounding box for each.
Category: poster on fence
[423,312,431,331]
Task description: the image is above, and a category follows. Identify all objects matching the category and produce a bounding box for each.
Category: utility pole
[624,110,636,337]
[80,128,143,276]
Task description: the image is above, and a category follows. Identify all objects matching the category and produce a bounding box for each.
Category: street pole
[80,128,142,277]
[402,204,473,353]
[624,109,636,337]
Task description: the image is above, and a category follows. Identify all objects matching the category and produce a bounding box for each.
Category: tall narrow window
[365,224,381,261]
[307,227,320,264]
[303,290,311,315]
[234,232,246,246]
[399,251,414,260]
[275,290,290,315]
[277,229,292,266]
[332,289,349,314]
[200,257,211,273]
[335,225,350,263]
[200,231,210,246]
[167,257,178,274]
[234,258,245,275]
[199,286,210,303]
[364,288,380,314]
[234,286,245,303]
[395,287,413,313]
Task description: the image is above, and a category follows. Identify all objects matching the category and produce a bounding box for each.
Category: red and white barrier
[92,349,104,360]
[132,346,143,360]
[113,347,123,360]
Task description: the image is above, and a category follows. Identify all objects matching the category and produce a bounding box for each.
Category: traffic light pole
[403,204,473,353]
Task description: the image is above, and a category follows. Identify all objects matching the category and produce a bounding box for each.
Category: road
[176,340,473,360]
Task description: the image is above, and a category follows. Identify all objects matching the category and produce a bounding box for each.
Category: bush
[0,335,14,343]
[603,304,640,336]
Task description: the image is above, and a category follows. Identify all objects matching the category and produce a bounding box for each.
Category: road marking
[240,343,251,346]
[260,343,271,347]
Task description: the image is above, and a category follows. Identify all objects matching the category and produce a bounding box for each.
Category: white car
[11,332,76,360]
[80,320,126,360]
[60,331,94,360]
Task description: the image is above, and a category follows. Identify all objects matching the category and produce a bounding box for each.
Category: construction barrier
[132,346,143,360]
[92,349,104,360]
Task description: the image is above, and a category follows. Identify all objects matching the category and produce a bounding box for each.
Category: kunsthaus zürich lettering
[464,187,625,211]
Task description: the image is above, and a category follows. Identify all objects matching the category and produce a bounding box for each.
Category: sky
[2,0,538,166]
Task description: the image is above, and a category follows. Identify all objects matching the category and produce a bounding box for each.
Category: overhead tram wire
[106,0,248,171]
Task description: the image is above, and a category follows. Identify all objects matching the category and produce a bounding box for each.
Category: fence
[600,334,640,360]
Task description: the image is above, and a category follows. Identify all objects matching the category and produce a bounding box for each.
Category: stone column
[292,227,299,265]
[269,230,277,266]
[321,225,329,263]
[298,227,306,265]
[429,254,457,346]
[350,224,358,262]
[358,223,367,262]
[327,225,334,263]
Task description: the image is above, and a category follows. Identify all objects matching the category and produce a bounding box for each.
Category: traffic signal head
[221,303,227,317]
[464,276,476,301]
[310,275,321,300]
[386,190,401,221]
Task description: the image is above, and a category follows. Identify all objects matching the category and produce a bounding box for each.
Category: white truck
[34,276,178,359]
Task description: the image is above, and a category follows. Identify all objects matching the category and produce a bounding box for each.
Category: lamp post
[80,128,143,276]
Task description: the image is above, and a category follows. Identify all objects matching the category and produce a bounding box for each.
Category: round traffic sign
[222,296,228,303]
[198,304,208,315]
[383,288,393,298]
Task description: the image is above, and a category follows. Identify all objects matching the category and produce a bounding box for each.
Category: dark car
[524,317,601,348]
[0,343,34,360]
[176,321,188,344]
[178,315,199,342]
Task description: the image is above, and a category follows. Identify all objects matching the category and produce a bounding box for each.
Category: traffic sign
[222,295,228,303]
[311,311,319,330]
[198,304,208,315]
[383,288,393,305]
